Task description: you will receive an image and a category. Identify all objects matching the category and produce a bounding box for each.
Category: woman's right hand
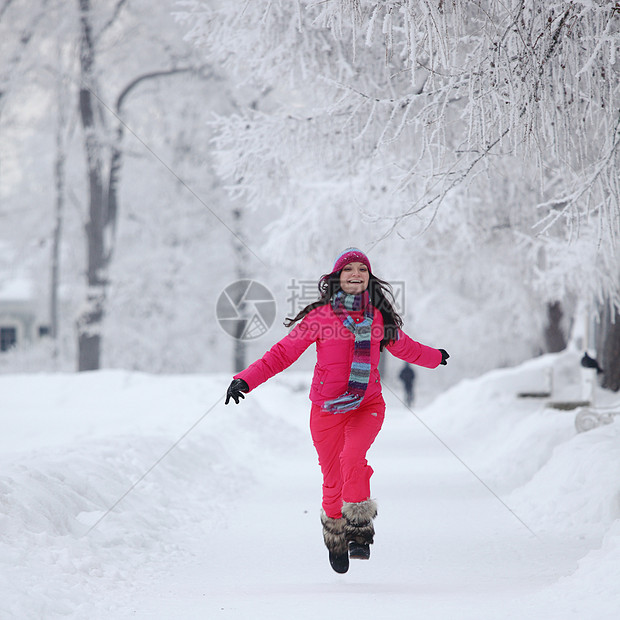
[225,378,249,405]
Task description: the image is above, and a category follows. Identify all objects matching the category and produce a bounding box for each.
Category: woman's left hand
[439,349,450,365]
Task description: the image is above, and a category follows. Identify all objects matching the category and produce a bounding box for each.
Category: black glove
[439,349,450,366]
[225,378,249,405]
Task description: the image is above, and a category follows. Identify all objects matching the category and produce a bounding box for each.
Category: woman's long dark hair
[284,271,403,351]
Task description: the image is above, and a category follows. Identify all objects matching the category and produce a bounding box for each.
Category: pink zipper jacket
[234,304,443,408]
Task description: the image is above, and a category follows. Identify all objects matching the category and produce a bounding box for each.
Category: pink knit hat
[332,248,372,273]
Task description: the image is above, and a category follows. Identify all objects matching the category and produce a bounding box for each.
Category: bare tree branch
[95,0,128,43]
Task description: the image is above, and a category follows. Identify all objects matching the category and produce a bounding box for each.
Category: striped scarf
[323,290,374,413]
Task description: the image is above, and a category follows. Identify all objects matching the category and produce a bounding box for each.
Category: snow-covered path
[112,393,589,619]
[2,365,618,619]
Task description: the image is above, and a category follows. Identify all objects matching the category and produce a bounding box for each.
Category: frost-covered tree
[76,0,215,370]
[1,0,244,373]
[0,0,50,119]
[179,0,620,380]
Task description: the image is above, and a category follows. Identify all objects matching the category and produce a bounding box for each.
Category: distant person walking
[225,248,449,573]
[399,362,415,407]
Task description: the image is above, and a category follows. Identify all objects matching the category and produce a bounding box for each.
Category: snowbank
[0,371,303,618]
[421,351,620,536]
[420,350,620,615]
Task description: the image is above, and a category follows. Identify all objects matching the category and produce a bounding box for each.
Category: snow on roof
[0,276,35,301]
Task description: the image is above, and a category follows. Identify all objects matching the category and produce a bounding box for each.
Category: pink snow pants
[310,394,386,519]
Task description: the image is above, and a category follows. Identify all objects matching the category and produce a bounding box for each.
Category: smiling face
[339,261,370,295]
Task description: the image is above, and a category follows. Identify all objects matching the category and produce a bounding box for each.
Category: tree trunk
[543,301,566,353]
[77,0,106,371]
[50,83,65,344]
[597,303,620,392]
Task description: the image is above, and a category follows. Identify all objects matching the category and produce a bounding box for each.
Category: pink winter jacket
[234,304,442,408]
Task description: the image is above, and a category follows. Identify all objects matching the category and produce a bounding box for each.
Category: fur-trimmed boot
[342,499,378,560]
[321,510,349,574]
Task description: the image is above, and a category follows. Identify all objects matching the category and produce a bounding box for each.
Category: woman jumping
[225,248,449,574]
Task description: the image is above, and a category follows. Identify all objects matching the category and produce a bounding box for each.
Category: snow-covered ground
[1,350,619,619]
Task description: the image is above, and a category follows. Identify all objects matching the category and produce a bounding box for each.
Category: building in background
[0,275,47,353]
